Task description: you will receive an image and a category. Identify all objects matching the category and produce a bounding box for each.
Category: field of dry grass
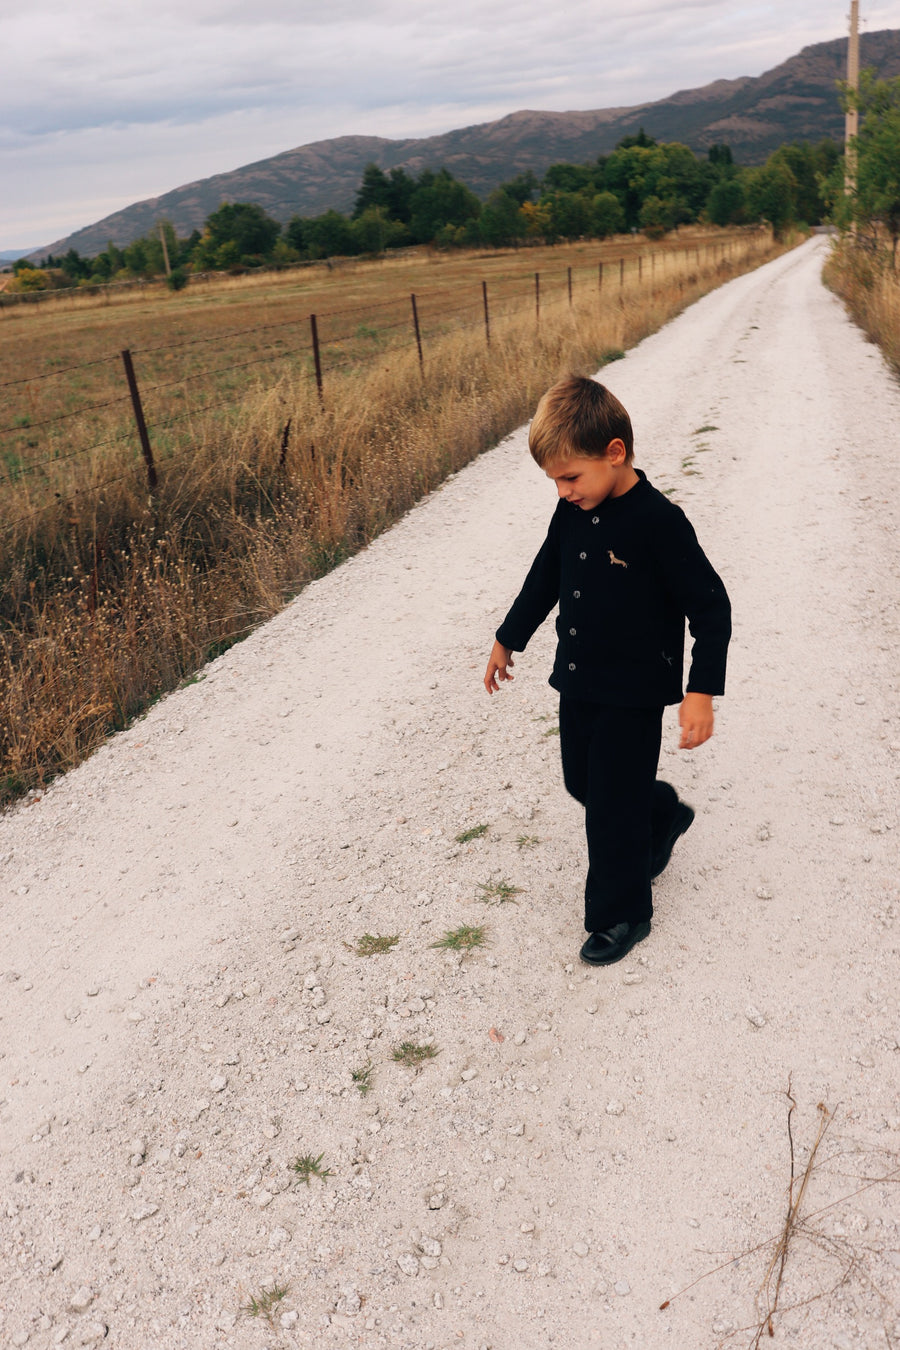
[1,226,794,805]
[823,235,900,377]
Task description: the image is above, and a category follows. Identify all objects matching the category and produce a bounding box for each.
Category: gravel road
[2,235,899,1350]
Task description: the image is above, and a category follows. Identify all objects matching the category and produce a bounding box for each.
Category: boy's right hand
[484,641,515,695]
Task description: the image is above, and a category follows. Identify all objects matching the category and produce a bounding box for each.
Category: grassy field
[1,226,794,806]
[823,235,900,377]
[3,229,751,489]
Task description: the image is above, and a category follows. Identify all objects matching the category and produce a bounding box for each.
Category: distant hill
[34,28,900,261]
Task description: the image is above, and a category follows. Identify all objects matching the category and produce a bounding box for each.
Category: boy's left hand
[679,692,714,749]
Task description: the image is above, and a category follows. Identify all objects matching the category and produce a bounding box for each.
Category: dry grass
[0,226,767,495]
[660,1084,900,1347]
[823,236,900,376]
[1,227,795,806]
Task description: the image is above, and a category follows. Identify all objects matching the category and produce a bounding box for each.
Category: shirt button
[569,627,576,636]
[568,662,576,671]
[573,590,580,598]
[592,516,599,524]
[579,551,587,560]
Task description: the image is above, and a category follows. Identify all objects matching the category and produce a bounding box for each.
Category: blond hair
[528,375,634,465]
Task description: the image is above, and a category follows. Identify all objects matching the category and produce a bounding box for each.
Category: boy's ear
[606,438,628,465]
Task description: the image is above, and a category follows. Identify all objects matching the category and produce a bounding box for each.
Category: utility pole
[158,221,172,278]
[845,1,860,204]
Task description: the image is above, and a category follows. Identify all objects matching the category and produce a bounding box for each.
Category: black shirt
[495,470,731,707]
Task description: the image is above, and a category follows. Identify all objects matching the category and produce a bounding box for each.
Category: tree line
[12,108,895,294]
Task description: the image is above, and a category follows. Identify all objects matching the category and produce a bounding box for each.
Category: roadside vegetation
[0,226,801,807]
[823,72,900,376]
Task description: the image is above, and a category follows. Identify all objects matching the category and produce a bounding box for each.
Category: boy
[484,375,731,966]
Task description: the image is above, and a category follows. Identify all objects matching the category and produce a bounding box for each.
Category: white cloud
[3,0,899,247]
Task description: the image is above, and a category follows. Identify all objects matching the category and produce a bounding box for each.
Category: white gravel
[2,236,899,1349]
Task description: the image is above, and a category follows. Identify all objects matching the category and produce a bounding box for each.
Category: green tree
[497,170,540,205]
[616,127,657,150]
[294,210,356,259]
[408,169,481,244]
[601,141,711,231]
[352,164,416,224]
[123,237,151,275]
[545,190,593,240]
[213,240,242,269]
[178,230,202,266]
[59,249,91,282]
[639,195,672,238]
[543,163,597,194]
[90,242,126,281]
[744,160,798,236]
[591,191,625,238]
[851,73,900,263]
[270,237,301,266]
[478,189,526,246]
[706,176,746,226]
[350,206,408,254]
[193,202,281,267]
[768,141,839,225]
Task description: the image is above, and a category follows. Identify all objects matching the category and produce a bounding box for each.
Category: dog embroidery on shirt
[608,550,628,568]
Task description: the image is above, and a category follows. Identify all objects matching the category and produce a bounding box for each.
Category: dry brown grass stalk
[1,229,794,805]
[823,236,900,376]
[749,1085,832,1344]
[660,1084,900,1348]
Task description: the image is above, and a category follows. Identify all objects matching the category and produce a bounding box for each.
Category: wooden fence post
[120,349,157,492]
[410,294,424,371]
[310,314,324,402]
[279,417,292,469]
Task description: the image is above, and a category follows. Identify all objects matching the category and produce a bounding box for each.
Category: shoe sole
[579,921,651,966]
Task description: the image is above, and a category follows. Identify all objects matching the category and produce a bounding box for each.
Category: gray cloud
[4,0,899,248]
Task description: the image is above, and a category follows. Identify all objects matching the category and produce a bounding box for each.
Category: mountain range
[36,28,900,261]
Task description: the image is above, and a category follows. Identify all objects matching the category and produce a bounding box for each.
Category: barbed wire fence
[0,235,757,538]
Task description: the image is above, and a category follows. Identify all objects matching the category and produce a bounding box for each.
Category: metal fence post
[482,280,491,348]
[535,272,540,323]
[410,294,424,371]
[619,258,625,288]
[310,314,324,402]
[120,349,157,492]
[598,260,604,293]
[567,267,573,307]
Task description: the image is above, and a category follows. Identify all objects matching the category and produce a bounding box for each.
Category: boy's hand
[484,641,515,695]
[679,692,714,749]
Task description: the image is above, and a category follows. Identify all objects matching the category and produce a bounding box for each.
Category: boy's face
[544,441,632,510]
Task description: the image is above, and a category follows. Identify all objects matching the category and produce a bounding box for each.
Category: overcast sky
[4,0,899,251]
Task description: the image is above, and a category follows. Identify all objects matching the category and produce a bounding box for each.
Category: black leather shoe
[651,801,695,879]
[580,920,651,966]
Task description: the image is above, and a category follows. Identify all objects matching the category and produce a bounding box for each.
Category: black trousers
[558,697,680,932]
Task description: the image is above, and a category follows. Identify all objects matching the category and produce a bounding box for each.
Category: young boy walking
[484,376,731,966]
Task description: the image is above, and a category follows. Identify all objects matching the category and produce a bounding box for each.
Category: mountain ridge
[35,28,900,260]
